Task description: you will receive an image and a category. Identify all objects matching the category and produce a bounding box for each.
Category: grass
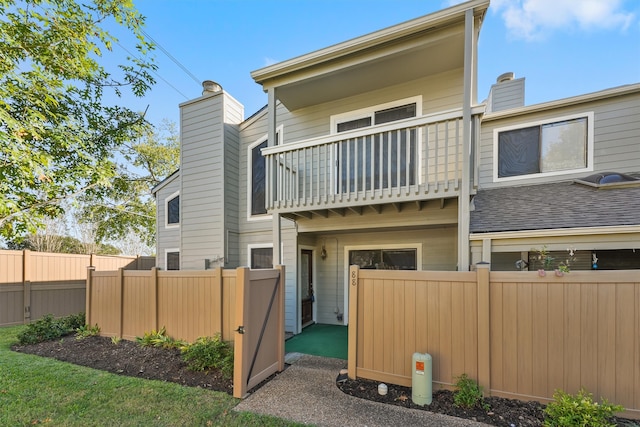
[0,325,303,427]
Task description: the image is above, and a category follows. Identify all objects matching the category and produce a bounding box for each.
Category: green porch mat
[285,323,348,360]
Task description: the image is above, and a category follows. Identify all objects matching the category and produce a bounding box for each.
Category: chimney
[486,72,525,113]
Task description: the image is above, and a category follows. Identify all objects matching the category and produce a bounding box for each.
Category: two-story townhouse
[153,0,640,336]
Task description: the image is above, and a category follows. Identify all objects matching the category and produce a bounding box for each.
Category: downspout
[458,8,475,271]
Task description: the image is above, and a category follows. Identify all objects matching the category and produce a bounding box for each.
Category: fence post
[150,267,158,331]
[348,265,359,379]
[117,267,124,339]
[476,262,491,395]
[233,267,250,399]
[276,265,286,372]
[86,266,96,326]
[214,267,223,337]
[23,250,31,324]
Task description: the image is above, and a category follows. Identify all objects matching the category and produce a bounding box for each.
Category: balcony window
[332,97,421,193]
[495,113,593,180]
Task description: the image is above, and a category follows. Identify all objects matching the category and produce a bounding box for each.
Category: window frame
[165,249,180,270]
[246,126,283,221]
[248,243,274,269]
[330,96,422,135]
[165,191,180,229]
[492,112,594,182]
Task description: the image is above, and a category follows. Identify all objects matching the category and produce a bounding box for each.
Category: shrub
[136,327,184,349]
[454,374,489,410]
[75,323,100,339]
[16,313,86,345]
[544,388,623,427]
[181,335,234,378]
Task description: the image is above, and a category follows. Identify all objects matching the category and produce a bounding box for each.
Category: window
[495,113,593,181]
[166,251,179,270]
[165,192,179,227]
[250,246,273,269]
[331,97,421,193]
[247,127,282,219]
[251,139,268,216]
[349,248,417,270]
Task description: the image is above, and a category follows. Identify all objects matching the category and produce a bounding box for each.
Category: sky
[105,0,640,129]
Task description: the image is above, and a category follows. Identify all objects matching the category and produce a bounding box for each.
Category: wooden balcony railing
[263,108,481,214]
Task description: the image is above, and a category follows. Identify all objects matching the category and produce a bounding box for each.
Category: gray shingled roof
[470,181,640,233]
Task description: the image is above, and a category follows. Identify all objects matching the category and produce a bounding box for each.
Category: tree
[0,0,156,240]
[80,119,180,246]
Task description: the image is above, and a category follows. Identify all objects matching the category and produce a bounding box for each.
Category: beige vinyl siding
[155,174,180,270]
[487,78,525,113]
[180,92,243,270]
[478,90,640,188]
[310,226,457,325]
[279,69,465,145]
[224,96,243,268]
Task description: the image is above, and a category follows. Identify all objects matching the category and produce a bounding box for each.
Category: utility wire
[141,30,202,87]
[115,41,190,100]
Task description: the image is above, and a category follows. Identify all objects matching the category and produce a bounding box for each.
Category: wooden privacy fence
[86,266,286,398]
[0,250,154,326]
[348,264,640,418]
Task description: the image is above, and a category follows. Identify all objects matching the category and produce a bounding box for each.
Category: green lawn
[0,325,302,427]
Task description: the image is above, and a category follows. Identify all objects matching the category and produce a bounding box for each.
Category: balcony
[263,108,481,218]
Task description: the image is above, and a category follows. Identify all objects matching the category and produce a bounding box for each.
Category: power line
[115,41,190,100]
[141,30,202,87]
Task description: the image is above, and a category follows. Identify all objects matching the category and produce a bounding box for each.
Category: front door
[301,249,313,326]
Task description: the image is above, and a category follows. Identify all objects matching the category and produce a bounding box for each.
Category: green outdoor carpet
[285,323,348,360]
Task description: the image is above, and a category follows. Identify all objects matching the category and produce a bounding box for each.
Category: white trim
[246,126,283,222]
[164,248,180,270]
[164,191,180,229]
[330,95,423,134]
[492,112,594,183]
[469,225,640,241]
[342,243,422,325]
[247,243,274,269]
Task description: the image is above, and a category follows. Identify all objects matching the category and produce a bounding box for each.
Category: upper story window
[494,112,593,181]
[248,127,282,220]
[331,96,421,134]
[331,97,422,192]
[165,192,179,228]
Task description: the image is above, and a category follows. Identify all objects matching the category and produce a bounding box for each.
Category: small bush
[181,335,234,379]
[16,313,86,345]
[544,388,623,427]
[136,327,184,349]
[454,374,489,410]
[75,323,100,339]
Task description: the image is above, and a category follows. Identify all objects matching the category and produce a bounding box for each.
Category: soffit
[251,1,488,111]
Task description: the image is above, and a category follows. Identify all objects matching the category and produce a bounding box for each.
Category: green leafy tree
[0,0,156,239]
[80,119,180,246]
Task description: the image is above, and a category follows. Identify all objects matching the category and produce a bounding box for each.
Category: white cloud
[491,0,635,41]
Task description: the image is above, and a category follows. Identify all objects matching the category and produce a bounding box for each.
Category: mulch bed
[12,336,637,426]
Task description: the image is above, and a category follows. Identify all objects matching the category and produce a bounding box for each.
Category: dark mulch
[11,335,233,394]
[11,336,637,426]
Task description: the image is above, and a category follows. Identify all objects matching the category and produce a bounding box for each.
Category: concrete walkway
[234,354,490,427]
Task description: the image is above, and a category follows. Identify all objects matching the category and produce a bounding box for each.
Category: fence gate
[233,266,285,398]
